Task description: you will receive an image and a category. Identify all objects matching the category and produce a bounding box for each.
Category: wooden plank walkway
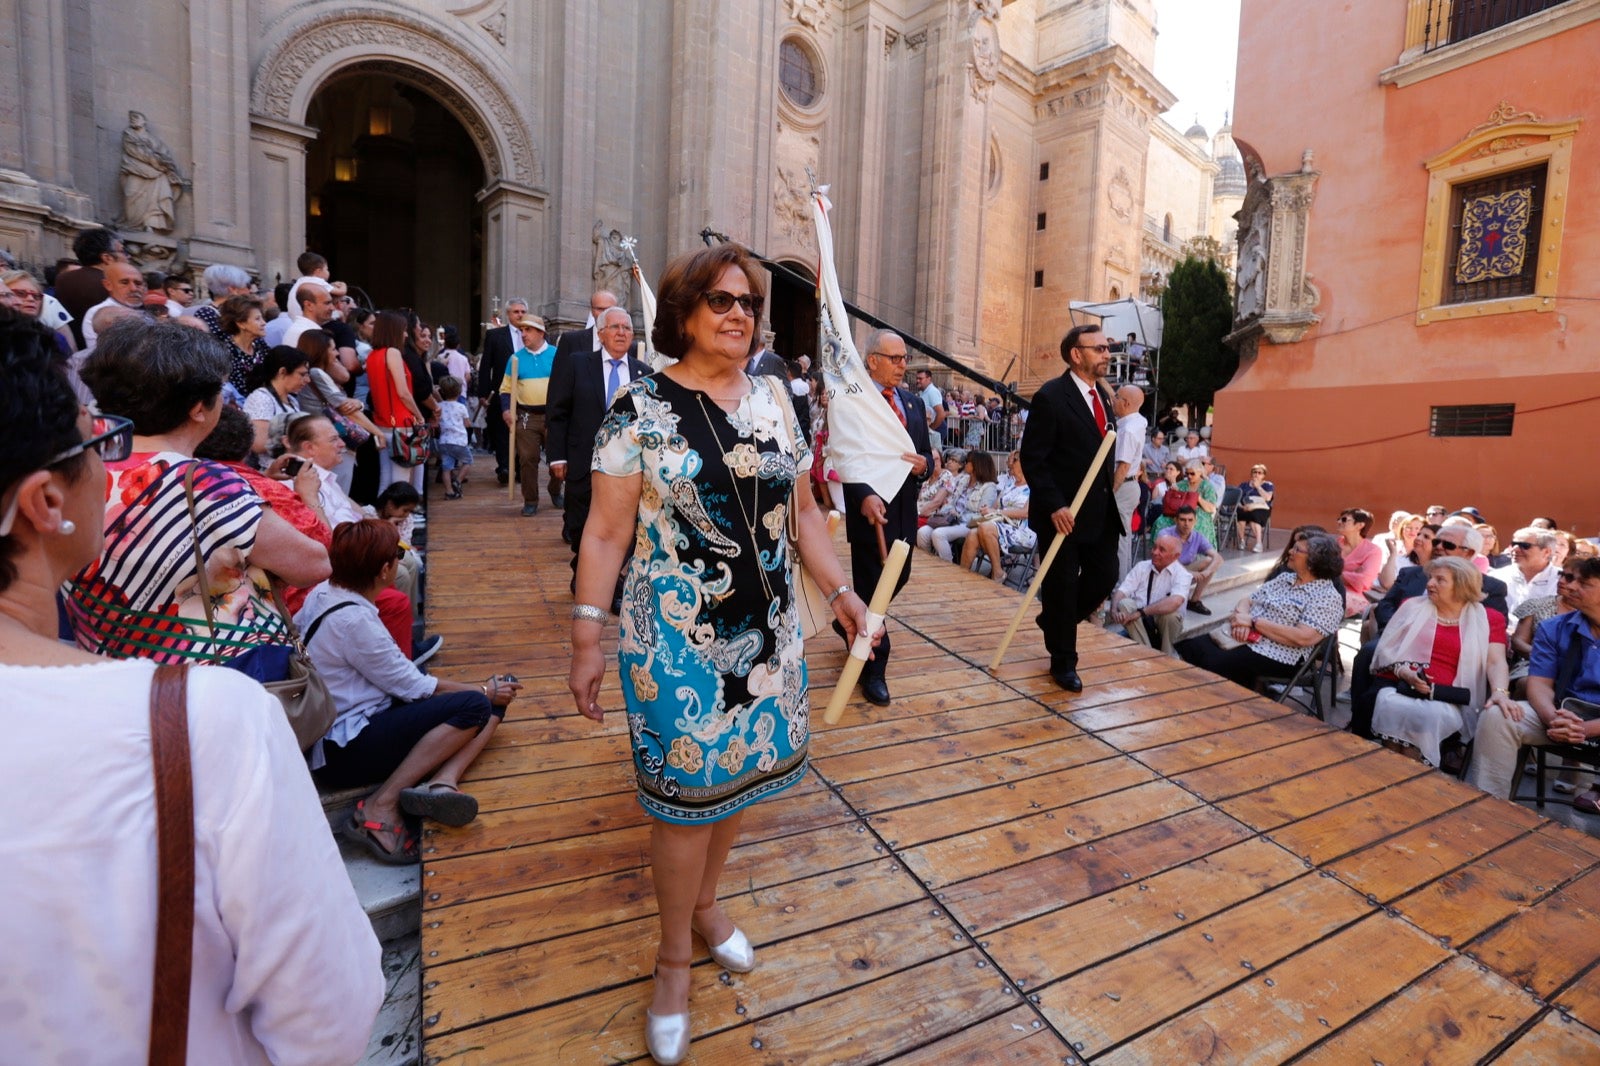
[416,483,1600,1064]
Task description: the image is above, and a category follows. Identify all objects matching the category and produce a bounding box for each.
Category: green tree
[1159,255,1237,428]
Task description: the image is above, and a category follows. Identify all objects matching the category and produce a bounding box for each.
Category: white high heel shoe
[645,955,691,1065]
[694,903,756,972]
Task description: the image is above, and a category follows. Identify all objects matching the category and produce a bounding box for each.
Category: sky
[1153,0,1243,136]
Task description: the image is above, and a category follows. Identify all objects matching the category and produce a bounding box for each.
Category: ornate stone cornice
[251,5,542,187]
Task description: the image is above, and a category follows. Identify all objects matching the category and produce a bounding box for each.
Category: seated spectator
[1465,557,1600,806]
[0,306,383,1063]
[1202,456,1226,501]
[959,450,1033,581]
[243,344,312,458]
[1478,524,1508,569]
[1552,530,1577,570]
[916,450,950,522]
[1369,557,1511,768]
[194,406,330,614]
[1423,504,1449,525]
[1490,528,1560,614]
[1508,592,1567,699]
[295,328,384,491]
[189,263,254,342]
[67,319,329,662]
[1173,428,1208,466]
[1175,534,1345,689]
[302,519,521,863]
[1376,512,1424,591]
[1148,459,1183,528]
[218,293,268,392]
[1335,507,1382,616]
[1172,506,1222,615]
[1267,525,1329,580]
[918,450,997,561]
[375,480,426,624]
[1108,531,1191,654]
[1236,464,1274,553]
[1142,427,1170,480]
[1350,523,1507,737]
[3,268,75,355]
[1152,462,1217,544]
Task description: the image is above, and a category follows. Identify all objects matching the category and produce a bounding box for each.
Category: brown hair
[370,310,409,352]
[295,328,335,372]
[329,517,401,589]
[218,295,263,336]
[650,243,765,361]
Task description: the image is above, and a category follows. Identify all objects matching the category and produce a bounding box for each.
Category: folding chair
[1213,486,1243,550]
[1001,547,1040,593]
[1259,631,1341,720]
[1510,741,1600,807]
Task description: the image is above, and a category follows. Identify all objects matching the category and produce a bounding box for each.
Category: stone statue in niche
[592,220,630,296]
[1235,226,1266,320]
[118,111,185,233]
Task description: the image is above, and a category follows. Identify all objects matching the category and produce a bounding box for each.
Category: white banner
[624,237,671,371]
[811,189,913,502]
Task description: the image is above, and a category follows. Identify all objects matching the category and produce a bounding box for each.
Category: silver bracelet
[825,584,852,606]
[571,603,609,624]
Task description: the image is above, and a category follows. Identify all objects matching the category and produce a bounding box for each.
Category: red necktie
[882,386,906,427]
[1089,387,1108,435]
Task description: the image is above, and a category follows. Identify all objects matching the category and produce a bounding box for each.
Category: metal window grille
[1429,403,1515,437]
[1426,0,1574,50]
[1444,163,1544,305]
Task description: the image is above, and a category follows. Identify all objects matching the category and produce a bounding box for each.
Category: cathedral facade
[0,0,1223,383]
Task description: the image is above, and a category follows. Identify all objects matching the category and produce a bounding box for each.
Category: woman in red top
[1370,556,1515,768]
[367,311,427,494]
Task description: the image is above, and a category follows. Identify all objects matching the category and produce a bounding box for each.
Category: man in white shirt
[81,260,150,348]
[914,368,946,451]
[1174,428,1209,466]
[1111,384,1147,576]
[162,273,195,318]
[282,283,336,348]
[1490,527,1561,613]
[1108,531,1191,654]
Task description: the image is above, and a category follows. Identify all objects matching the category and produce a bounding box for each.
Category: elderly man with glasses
[1348,522,1509,738]
[1489,527,1561,614]
[1466,557,1600,804]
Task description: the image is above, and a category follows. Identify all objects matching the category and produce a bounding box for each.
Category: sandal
[1573,791,1600,815]
[341,800,419,865]
[399,782,479,827]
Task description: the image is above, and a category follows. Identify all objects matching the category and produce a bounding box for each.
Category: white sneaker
[1252,543,1263,553]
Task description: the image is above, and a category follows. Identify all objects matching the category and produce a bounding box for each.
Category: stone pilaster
[185,0,255,265]
[247,115,316,286]
[479,179,548,327]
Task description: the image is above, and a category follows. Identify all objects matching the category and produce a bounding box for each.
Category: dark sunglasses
[1558,571,1581,582]
[702,290,763,317]
[1434,539,1463,551]
[1511,541,1537,550]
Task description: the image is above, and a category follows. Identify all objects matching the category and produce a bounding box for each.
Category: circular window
[779,38,821,108]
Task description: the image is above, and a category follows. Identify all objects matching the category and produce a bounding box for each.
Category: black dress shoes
[1050,668,1083,693]
[861,677,891,706]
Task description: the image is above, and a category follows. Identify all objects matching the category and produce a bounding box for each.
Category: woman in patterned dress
[569,243,869,1064]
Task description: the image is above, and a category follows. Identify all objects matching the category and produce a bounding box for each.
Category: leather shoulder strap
[148,663,194,1066]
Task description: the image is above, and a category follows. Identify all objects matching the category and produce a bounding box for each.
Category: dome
[1184,122,1208,140]
[1215,155,1247,198]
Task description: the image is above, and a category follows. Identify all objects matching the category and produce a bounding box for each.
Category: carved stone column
[247,115,316,285]
[1226,157,1322,349]
[479,179,548,328]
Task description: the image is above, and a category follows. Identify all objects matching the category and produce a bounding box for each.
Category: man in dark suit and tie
[477,297,528,485]
[547,305,651,588]
[1019,324,1123,692]
[549,289,621,508]
[746,333,787,378]
[842,329,935,706]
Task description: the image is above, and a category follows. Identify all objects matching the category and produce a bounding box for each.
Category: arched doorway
[304,71,485,346]
[768,259,818,367]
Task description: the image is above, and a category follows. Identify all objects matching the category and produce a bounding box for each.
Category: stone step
[359,932,422,1066]
[321,784,422,944]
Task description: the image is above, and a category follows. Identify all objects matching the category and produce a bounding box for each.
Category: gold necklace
[694,393,774,602]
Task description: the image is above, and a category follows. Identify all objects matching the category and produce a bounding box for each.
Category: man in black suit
[1019,323,1122,693]
[477,297,528,484]
[549,289,621,508]
[547,305,650,587]
[842,329,935,706]
[746,333,787,378]
[1349,523,1509,737]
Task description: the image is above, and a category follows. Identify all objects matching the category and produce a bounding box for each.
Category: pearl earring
[59,520,76,535]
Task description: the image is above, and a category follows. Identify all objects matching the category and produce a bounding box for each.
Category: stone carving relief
[1467,100,1542,139]
[1227,158,1321,346]
[968,2,1001,102]
[251,8,542,187]
[787,0,828,29]
[478,11,507,45]
[592,221,630,294]
[1107,167,1134,222]
[118,111,186,234]
[773,165,815,251]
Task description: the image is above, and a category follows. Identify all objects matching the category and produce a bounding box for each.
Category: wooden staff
[506,351,519,503]
[823,538,910,725]
[987,429,1117,673]
[874,522,889,563]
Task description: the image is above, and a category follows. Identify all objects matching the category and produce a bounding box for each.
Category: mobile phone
[284,457,305,476]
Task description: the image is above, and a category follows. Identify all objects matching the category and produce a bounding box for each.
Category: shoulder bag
[148,663,193,1066]
[763,377,836,640]
[310,373,371,450]
[184,464,338,750]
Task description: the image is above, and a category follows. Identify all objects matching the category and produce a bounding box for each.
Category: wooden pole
[987,429,1117,673]
[823,538,910,725]
[506,351,519,503]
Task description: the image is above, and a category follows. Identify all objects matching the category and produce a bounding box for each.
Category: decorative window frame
[1383,0,1600,88]
[776,34,827,124]
[1415,106,1578,324]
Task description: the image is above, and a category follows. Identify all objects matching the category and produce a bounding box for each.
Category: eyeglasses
[1434,539,1464,551]
[1290,545,1309,555]
[0,414,132,536]
[1558,571,1581,582]
[702,290,763,317]
[869,351,908,364]
[1511,541,1536,550]
[10,289,42,303]
[170,285,194,294]
[1075,344,1111,354]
